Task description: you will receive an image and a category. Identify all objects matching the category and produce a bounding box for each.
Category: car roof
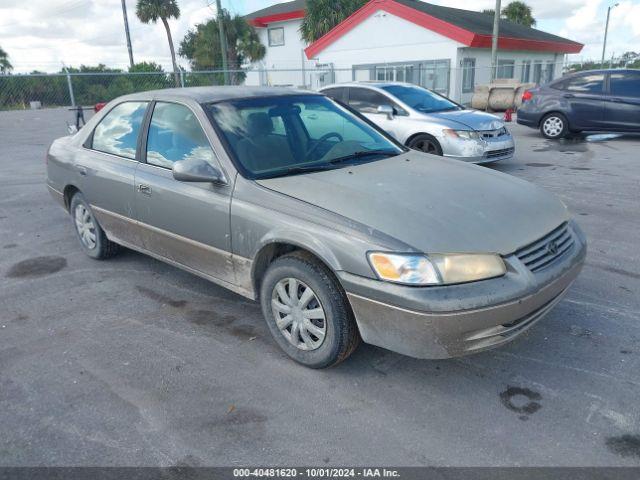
[564,68,639,76]
[320,82,419,90]
[119,86,318,103]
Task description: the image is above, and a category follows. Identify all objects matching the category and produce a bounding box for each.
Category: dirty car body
[321,82,515,164]
[46,87,586,366]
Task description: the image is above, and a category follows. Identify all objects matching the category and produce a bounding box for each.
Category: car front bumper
[339,222,587,359]
[441,133,516,164]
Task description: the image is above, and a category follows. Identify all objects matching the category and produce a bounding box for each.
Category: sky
[1,0,639,73]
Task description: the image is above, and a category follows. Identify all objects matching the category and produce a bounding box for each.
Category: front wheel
[540,113,569,139]
[69,193,119,259]
[260,252,360,368]
[407,134,443,155]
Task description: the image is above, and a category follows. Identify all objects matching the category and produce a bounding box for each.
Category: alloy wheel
[74,204,97,249]
[271,278,327,351]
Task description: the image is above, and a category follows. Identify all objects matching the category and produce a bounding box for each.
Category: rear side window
[92,101,148,159]
[609,71,640,98]
[145,102,215,169]
[562,74,605,94]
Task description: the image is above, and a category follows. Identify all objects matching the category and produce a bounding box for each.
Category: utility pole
[215,0,230,85]
[490,0,501,81]
[121,0,135,69]
[601,3,618,66]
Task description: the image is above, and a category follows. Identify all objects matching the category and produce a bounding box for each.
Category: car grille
[480,128,509,138]
[486,147,515,159]
[515,222,575,273]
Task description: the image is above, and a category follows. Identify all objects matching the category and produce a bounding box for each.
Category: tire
[260,252,360,368]
[407,134,443,155]
[540,113,569,139]
[69,192,119,260]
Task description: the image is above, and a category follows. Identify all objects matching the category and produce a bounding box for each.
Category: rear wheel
[407,134,443,155]
[540,113,568,139]
[69,193,119,259]
[260,252,360,368]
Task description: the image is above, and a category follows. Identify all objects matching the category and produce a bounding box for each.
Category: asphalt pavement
[0,108,639,466]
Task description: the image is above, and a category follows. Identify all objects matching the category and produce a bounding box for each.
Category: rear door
[556,73,606,129]
[134,101,235,285]
[604,70,640,130]
[78,101,149,245]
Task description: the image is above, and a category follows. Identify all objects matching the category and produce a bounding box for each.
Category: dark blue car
[517,69,640,139]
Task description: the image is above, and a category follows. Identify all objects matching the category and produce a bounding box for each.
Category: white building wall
[454,48,564,104]
[245,19,313,88]
[311,10,463,96]
[244,11,569,104]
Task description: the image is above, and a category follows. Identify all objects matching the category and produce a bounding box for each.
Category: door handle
[562,93,575,98]
[76,165,88,176]
[138,184,152,195]
[609,97,623,103]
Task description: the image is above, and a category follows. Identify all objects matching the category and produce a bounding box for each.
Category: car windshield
[380,85,460,113]
[207,95,403,179]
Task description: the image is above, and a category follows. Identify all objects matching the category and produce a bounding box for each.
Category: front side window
[609,71,640,98]
[348,88,396,114]
[380,84,460,114]
[268,27,284,46]
[207,95,402,179]
[92,101,148,159]
[564,74,604,94]
[462,58,475,93]
[497,60,515,79]
[146,102,215,169]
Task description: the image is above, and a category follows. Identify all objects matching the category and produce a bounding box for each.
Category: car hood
[257,152,569,255]
[427,109,505,131]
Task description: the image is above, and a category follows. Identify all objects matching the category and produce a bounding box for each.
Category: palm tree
[179,11,265,84]
[0,46,13,74]
[136,0,180,86]
[501,1,536,27]
[300,0,367,44]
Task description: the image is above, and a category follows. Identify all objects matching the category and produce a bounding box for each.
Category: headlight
[443,129,481,140]
[368,252,506,286]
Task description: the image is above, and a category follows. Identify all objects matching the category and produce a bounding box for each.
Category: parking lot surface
[1,108,639,466]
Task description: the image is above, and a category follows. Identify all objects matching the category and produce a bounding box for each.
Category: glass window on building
[521,60,531,83]
[533,61,543,84]
[268,27,284,47]
[462,58,475,93]
[496,59,515,79]
[545,61,555,83]
[419,60,450,94]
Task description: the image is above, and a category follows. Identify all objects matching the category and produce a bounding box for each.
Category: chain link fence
[0,59,630,112]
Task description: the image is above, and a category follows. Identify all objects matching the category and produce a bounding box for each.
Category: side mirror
[173,157,226,184]
[377,104,395,120]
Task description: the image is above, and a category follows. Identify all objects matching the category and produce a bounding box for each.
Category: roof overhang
[304,0,583,59]
[248,9,305,27]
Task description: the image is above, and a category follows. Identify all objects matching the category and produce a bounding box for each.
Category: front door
[78,101,149,245]
[134,101,235,285]
[347,87,405,140]
[604,70,640,130]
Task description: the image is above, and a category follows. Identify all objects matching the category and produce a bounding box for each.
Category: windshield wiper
[328,149,399,165]
[261,163,338,178]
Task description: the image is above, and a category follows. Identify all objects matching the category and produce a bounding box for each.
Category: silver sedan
[320,82,515,164]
